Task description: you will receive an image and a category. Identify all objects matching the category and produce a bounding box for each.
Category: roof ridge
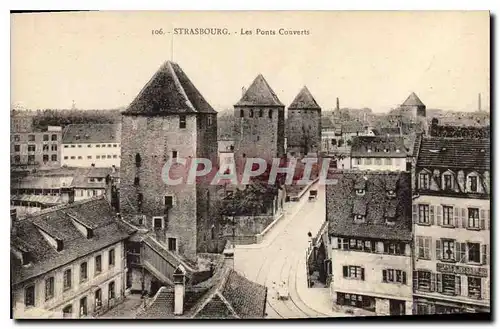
[167,61,196,112]
[215,291,240,318]
[20,196,107,221]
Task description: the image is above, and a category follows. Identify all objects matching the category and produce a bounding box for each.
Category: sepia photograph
[9,10,490,320]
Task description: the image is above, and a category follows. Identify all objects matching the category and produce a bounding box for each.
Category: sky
[11,11,490,113]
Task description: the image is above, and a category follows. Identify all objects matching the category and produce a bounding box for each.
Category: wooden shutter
[436,273,443,293]
[424,237,431,259]
[360,267,365,281]
[436,205,442,226]
[454,207,460,227]
[460,243,467,263]
[403,271,407,285]
[430,273,436,292]
[461,208,467,228]
[342,266,348,278]
[415,237,420,259]
[430,205,435,225]
[480,209,486,230]
[435,239,442,260]
[454,276,461,296]
[482,278,490,301]
[413,271,418,290]
[412,204,418,224]
[382,270,387,282]
[455,242,460,262]
[335,238,340,249]
[486,210,490,230]
[482,244,489,265]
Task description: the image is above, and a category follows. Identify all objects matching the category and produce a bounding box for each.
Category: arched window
[240,109,244,118]
[135,153,141,167]
[211,225,215,240]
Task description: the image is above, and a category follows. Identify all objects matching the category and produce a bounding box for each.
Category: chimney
[242,86,247,97]
[336,97,340,111]
[173,265,186,315]
[223,240,235,269]
[478,93,482,112]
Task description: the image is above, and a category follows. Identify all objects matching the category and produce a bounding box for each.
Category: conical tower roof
[124,61,216,115]
[288,86,321,110]
[235,74,284,107]
[401,92,425,107]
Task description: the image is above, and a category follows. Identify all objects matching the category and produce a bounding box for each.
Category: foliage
[16,109,122,130]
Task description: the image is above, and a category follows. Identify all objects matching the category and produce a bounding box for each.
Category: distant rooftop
[62,123,121,144]
[401,92,425,107]
[351,136,407,158]
[288,86,321,110]
[235,74,284,107]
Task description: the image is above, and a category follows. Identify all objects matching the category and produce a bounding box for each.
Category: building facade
[11,126,62,168]
[401,92,426,119]
[350,136,408,171]
[61,124,121,168]
[327,171,413,316]
[286,86,322,157]
[119,61,220,262]
[412,138,490,314]
[233,74,285,165]
[11,197,135,319]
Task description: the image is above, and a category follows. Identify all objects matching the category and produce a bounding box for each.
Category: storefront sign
[436,263,488,277]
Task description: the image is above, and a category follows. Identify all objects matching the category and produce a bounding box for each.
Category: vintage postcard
[10,11,490,320]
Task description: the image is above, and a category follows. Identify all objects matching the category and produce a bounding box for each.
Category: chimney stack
[173,265,186,315]
[478,93,482,112]
[336,97,340,111]
[223,240,235,269]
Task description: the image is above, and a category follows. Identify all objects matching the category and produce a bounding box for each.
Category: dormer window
[395,149,400,153]
[387,190,396,198]
[443,173,453,190]
[354,215,365,223]
[367,148,372,153]
[384,148,389,153]
[419,172,430,190]
[356,189,365,196]
[385,217,396,225]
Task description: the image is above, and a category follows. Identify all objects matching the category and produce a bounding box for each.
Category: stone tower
[286,86,322,157]
[401,92,426,119]
[233,74,285,166]
[120,61,219,261]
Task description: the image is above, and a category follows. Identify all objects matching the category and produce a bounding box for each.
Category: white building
[11,197,135,319]
[350,136,408,171]
[412,138,490,314]
[218,139,235,174]
[61,124,121,168]
[326,170,413,316]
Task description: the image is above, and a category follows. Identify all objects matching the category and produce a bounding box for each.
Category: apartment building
[11,126,62,168]
[412,138,490,314]
[350,136,408,171]
[11,197,135,318]
[327,170,413,316]
[61,124,121,168]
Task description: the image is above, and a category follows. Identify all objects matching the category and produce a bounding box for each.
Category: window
[113,144,117,147]
[441,274,460,295]
[96,155,100,159]
[337,293,375,312]
[106,155,111,159]
[384,242,406,255]
[14,135,20,142]
[51,144,57,151]
[62,304,73,318]
[343,265,365,280]
[95,289,102,309]
[64,145,68,148]
[418,205,429,224]
[45,277,54,301]
[382,269,407,284]
[416,236,431,259]
[96,144,100,148]
[95,255,102,275]
[355,158,361,165]
[79,262,88,282]
[28,145,36,152]
[364,158,372,165]
[108,249,115,267]
[468,277,481,299]
[14,155,20,163]
[153,217,163,229]
[164,196,174,208]
[113,155,117,158]
[172,151,178,159]
[337,238,376,253]
[419,173,430,189]
[51,155,57,161]
[64,156,68,160]
[71,145,75,148]
[259,109,263,117]
[249,109,254,118]
[168,237,177,251]
[28,134,35,142]
[468,208,480,229]
[78,145,82,148]
[79,297,87,317]
[25,285,35,307]
[179,115,187,128]
[134,177,140,186]
[374,158,381,165]
[441,240,455,261]
[443,174,453,190]
[268,109,273,119]
[469,176,478,192]
[102,144,106,148]
[416,271,431,291]
[28,155,35,163]
[135,153,141,167]
[356,189,365,196]
[14,144,20,152]
[384,158,392,165]
[43,154,49,162]
[70,156,76,160]
[467,243,481,263]
[109,281,115,299]
[442,206,453,226]
[87,156,92,159]
[51,134,57,141]
[137,193,143,211]
[240,109,244,117]
[43,144,49,152]
[63,269,72,291]
[42,134,49,141]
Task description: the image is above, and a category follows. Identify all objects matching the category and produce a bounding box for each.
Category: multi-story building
[350,136,408,171]
[327,170,413,316]
[286,86,322,157]
[233,74,285,165]
[412,138,490,314]
[61,124,121,168]
[11,113,34,133]
[11,126,62,169]
[11,197,135,318]
[120,60,220,262]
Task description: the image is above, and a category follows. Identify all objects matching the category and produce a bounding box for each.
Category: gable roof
[123,61,216,116]
[401,92,425,107]
[417,137,490,170]
[137,267,267,319]
[235,74,284,107]
[351,136,407,158]
[288,86,321,110]
[62,123,121,144]
[326,170,412,241]
[11,197,136,285]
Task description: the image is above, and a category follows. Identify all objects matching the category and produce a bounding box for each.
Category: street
[234,182,346,319]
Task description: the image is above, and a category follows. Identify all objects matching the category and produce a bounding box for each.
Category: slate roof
[321,116,335,130]
[11,197,136,285]
[137,266,267,319]
[11,194,63,205]
[341,121,365,134]
[235,74,284,107]
[401,92,425,107]
[11,176,74,190]
[376,127,401,136]
[62,123,121,144]
[351,136,407,158]
[429,124,490,139]
[326,170,412,241]
[417,137,490,171]
[123,61,216,115]
[288,86,321,110]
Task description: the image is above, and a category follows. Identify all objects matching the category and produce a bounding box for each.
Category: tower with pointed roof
[401,92,426,119]
[286,86,322,157]
[233,74,285,165]
[120,61,220,261]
